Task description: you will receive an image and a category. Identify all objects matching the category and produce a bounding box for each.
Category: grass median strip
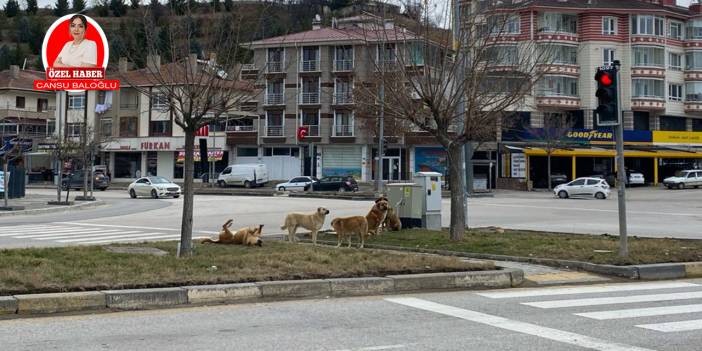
[330,228,702,266]
[0,241,492,295]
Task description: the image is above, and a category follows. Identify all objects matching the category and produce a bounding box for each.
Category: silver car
[128,176,181,199]
[554,177,611,200]
[663,170,702,189]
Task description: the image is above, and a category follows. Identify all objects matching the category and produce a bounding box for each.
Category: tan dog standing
[281,207,330,244]
[201,219,264,246]
[366,198,389,236]
[331,216,369,248]
[383,207,402,232]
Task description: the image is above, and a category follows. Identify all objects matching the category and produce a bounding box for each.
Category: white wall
[157,151,174,179]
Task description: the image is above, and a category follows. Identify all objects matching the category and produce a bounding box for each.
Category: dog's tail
[201,238,219,244]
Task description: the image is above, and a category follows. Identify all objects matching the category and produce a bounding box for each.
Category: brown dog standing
[201,219,264,246]
[331,216,369,248]
[383,207,402,232]
[366,198,389,236]
[281,207,330,244]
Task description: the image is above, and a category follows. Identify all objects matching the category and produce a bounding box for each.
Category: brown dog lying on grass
[331,216,369,248]
[366,197,389,236]
[201,219,264,246]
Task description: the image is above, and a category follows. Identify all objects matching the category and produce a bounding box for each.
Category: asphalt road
[3,279,702,351]
[0,186,700,248]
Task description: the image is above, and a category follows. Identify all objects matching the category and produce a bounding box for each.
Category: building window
[632,46,664,67]
[487,14,520,34]
[265,79,284,105]
[15,96,25,109]
[537,76,578,97]
[669,84,683,101]
[114,152,142,178]
[669,52,682,71]
[685,51,702,70]
[669,21,683,40]
[539,44,577,64]
[37,98,49,112]
[377,43,397,66]
[300,110,320,137]
[603,48,615,66]
[334,46,353,71]
[692,119,702,131]
[334,78,353,104]
[300,77,320,104]
[687,19,702,39]
[540,13,577,34]
[119,117,138,137]
[634,111,650,131]
[267,48,284,73]
[100,118,112,138]
[660,116,687,131]
[68,95,85,109]
[631,15,664,36]
[300,46,319,72]
[149,120,172,137]
[685,81,702,101]
[263,147,299,157]
[632,79,664,99]
[67,123,82,137]
[265,111,284,136]
[236,147,258,157]
[602,16,617,35]
[486,45,518,65]
[151,93,168,110]
[333,111,354,136]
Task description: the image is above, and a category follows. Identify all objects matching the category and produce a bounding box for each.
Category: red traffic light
[595,70,614,87]
[297,126,309,141]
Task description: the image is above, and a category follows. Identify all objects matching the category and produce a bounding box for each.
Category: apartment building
[487,0,702,188]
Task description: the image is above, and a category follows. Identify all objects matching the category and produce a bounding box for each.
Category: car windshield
[674,171,688,177]
[148,177,171,184]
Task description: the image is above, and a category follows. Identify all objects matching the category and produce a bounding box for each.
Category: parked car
[535,173,568,188]
[217,164,269,188]
[128,176,181,199]
[663,170,702,189]
[61,171,110,191]
[627,170,645,186]
[276,176,317,191]
[311,176,359,192]
[554,177,610,199]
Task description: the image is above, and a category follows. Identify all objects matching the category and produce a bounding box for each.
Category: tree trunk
[547,152,552,191]
[179,131,195,257]
[3,161,8,208]
[447,143,466,241]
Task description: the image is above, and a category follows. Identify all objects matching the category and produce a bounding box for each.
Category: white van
[217,164,269,188]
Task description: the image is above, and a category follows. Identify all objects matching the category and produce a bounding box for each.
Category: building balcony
[537,63,579,76]
[266,62,283,74]
[119,103,138,110]
[242,64,257,71]
[226,125,257,132]
[264,94,284,106]
[631,97,665,111]
[684,100,702,112]
[333,93,353,105]
[300,60,319,72]
[535,32,578,43]
[0,107,55,120]
[333,124,354,137]
[684,71,702,80]
[265,126,284,137]
[631,35,665,45]
[631,67,665,78]
[375,60,398,72]
[302,124,320,137]
[300,92,320,105]
[334,60,353,72]
[535,96,580,109]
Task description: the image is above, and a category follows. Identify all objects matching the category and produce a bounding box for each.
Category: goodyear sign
[565,130,614,142]
[510,129,652,144]
[652,131,702,145]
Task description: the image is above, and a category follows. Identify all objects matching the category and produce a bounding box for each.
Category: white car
[663,170,702,189]
[217,164,268,188]
[554,177,610,199]
[275,176,317,191]
[627,170,645,186]
[128,176,181,199]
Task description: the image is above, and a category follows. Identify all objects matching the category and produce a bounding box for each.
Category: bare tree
[119,6,262,256]
[355,1,554,240]
[47,136,81,203]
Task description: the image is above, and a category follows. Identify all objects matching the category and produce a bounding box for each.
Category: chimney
[9,65,19,79]
[119,57,128,74]
[146,55,161,72]
[312,14,322,30]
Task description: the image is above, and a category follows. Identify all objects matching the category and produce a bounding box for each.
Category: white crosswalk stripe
[483,281,702,334]
[0,223,208,245]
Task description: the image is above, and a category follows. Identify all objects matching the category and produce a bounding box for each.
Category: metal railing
[226,125,257,132]
[333,93,353,105]
[334,125,354,136]
[334,59,353,71]
[300,92,320,104]
[265,93,284,105]
[302,125,320,136]
[266,126,284,137]
[242,64,256,71]
[0,107,55,119]
[267,61,283,73]
[119,103,138,109]
[301,60,319,72]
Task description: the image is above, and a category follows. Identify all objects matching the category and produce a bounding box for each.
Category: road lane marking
[385,297,656,351]
[57,232,169,243]
[332,344,409,351]
[77,234,180,244]
[20,229,126,238]
[522,291,702,309]
[576,304,702,320]
[476,282,699,299]
[34,231,145,240]
[636,319,702,332]
[57,222,221,235]
[0,227,73,236]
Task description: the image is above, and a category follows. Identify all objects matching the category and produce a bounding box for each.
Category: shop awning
[523,147,702,158]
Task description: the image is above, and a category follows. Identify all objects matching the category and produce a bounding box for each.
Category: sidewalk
[0,192,103,216]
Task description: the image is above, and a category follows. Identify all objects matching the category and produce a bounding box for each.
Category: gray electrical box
[387,183,423,229]
[413,172,442,230]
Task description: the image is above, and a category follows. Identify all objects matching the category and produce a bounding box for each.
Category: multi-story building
[0,66,56,181]
[484,0,702,189]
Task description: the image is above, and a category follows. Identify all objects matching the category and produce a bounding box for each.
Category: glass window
[540,13,577,34]
[686,82,702,101]
[301,110,320,136]
[15,96,25,109]
[119,117,138,137]
[669,52,682,70]
[68,95,85,109]
[631,15,664,36]
[540,44,577,64]
[669,21,683,40]
[487,14,520,34]
[669,84,683,101]
[693,118,702,131]
[632,46,664,67]
[570,179,586,186]
[485,45,518,65]
[603,48,615,66]
[632,79,664,98]
[602,16,617,35]
[685,51,702,70]
[660,115,687,131]
[377,43,396,63]
[586,179,600,185]
[114,152,142,178]
[687,19,702,39]
[100,118,112,137]
[151,93,168,110]
[537,76,578,97]
[237,147,258,157]
[149,120,171,137]
[67,123,82,137]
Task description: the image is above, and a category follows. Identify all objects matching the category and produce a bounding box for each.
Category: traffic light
[594,67,619,126]
[297,126,309,141]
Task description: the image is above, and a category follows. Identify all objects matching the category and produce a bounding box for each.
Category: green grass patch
[323,228,702,266]
[0,241,491,295]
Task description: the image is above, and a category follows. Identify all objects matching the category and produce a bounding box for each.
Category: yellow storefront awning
[523,148,702,158]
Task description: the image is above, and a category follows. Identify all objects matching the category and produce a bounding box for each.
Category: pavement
[2,279,701,350]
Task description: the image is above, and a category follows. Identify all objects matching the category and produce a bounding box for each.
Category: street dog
[383,207,402,232]
[331,216,369,248]
[366,198,389,236]
[201,219,264,246]
[281,207,330,244]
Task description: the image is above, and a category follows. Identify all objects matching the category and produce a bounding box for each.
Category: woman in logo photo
[53,15,97,68]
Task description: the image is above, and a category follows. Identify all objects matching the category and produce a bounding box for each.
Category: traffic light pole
[613,61,628,257]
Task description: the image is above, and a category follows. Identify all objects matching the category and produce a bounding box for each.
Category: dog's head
[375,196,389,204]
[317,207,330,216]
[374,200,389,212]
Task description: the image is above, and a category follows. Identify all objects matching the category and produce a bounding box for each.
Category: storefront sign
[177,150,223,162]
[414,147,447,175]
[0,171,7,192]
[510,128,652,144]
[510,153,526,178]
[652,131,702,145]
[140,141,171,150]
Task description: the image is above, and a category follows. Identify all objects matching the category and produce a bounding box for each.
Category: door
[290,177,305,190]
[567,178,586,196]
[135,178,150,195]
[382,157,401,181]
[220,167,231,184]
[584,179,600,196]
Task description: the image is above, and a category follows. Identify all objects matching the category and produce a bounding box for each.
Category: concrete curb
[1,268,518,316]
[0,199,105,217]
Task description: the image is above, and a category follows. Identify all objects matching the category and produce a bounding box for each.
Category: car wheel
[129,189,137,198]
[151,189,158,199]
[557,190,568,199]
[678,183,685,190]
[244,181,252,189]
[338,187,347,193]
[173,195,180,198]
[99,187,107,191]
[595,192,606,200]
[279,186,285,191]
[217,180,225,188]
